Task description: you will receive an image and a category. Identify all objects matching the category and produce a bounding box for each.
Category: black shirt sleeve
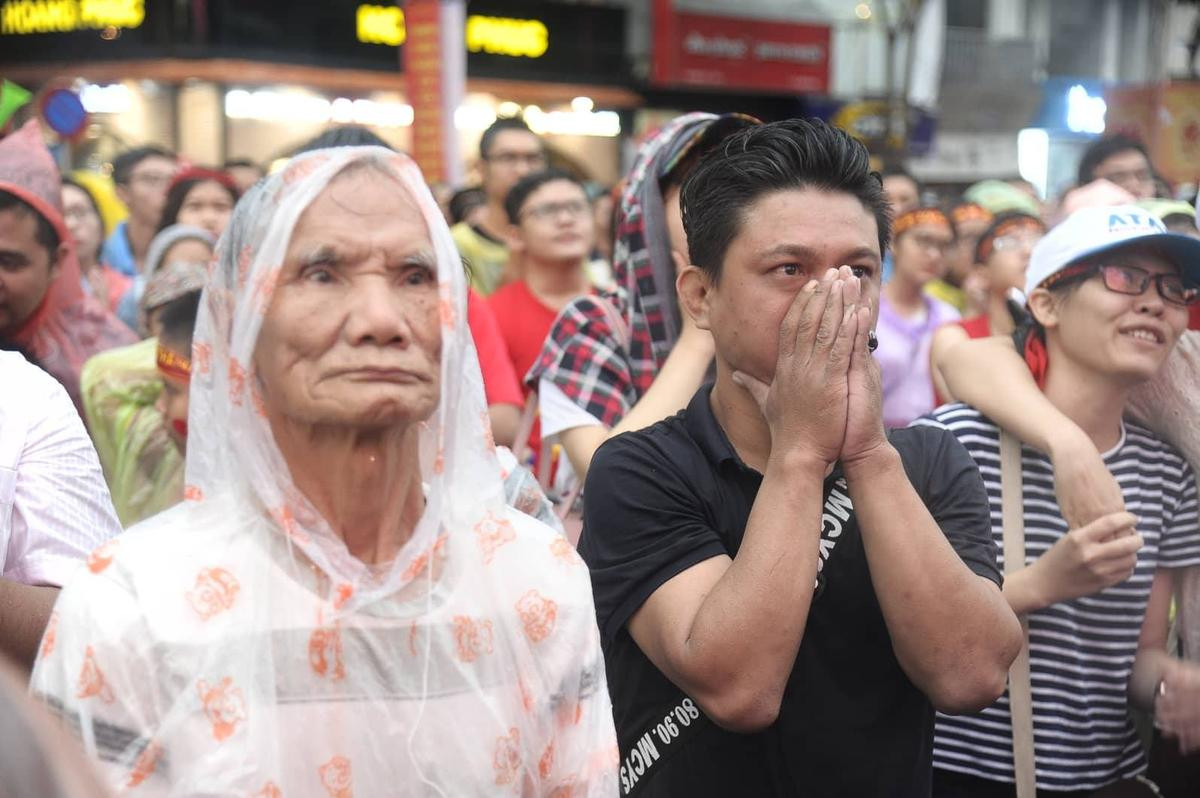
[891,424,1003,587]
[579,427,730,646]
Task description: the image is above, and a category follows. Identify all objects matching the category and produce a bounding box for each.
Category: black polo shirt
[579,385,1000,798]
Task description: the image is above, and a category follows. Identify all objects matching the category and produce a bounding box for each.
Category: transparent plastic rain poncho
[31,147,618,797]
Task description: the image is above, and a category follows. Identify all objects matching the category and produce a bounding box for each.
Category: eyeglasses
[909,232,954,255]
[486,151,547,168]
[1048,262,1197,306]
[991,231,1042,253]
[1094,264,1197,306]
[521,199,589,222]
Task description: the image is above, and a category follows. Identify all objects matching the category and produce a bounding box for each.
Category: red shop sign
[653,3,830,94]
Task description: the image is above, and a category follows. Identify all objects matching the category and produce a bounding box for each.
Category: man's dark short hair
[0,189,60,256]
[448,186,486,225]
[881,163,922,193]
[680,118,891,281]
[112,145,176,186]
[292,125,392,155]
[1076,134,1150,186]
[480,117,540,161]
[157,289,202,353]
[504,169,584,225]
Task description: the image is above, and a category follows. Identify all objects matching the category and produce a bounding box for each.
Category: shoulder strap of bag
[1000,429,1037,798]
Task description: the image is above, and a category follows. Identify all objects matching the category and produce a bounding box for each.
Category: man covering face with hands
[577,118,1023,797]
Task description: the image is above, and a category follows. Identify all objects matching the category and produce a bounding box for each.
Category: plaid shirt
[526,113,757,431]
[526,290,649,430]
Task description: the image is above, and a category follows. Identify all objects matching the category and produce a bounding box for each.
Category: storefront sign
[356,4,548,58]
[652,1,830,94]
[0,1,627,89]
[0,0,143,35]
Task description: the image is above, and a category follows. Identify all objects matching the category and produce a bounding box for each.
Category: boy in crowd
[453,117,546,294]
[103,146,178,276]
[491,169,594,392]
[1077,134,1158,200]
[1,120,134,408]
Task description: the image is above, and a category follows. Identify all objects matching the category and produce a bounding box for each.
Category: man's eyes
[777,264,873,279]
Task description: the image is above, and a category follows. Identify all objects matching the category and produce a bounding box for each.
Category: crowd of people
[1,104,1198,797]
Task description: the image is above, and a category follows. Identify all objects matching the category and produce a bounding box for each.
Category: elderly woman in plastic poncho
[31,148,618,797]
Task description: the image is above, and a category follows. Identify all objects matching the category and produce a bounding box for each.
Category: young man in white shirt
[0,352,122,667]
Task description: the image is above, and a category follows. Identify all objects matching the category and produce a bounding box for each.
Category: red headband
[168,167,238,197]
[951,203,992,226]
[156,342,191,383]
[893,208,951,238]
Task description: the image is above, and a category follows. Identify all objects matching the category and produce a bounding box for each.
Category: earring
[867,331,878,352]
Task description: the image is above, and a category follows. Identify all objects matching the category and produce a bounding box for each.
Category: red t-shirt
[488,280,562,395]
[1190,303,1199,331]
[467,288,522,408]
[956,314,993,341]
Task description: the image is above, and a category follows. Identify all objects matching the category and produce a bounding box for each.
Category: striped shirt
[919,404,1200,791]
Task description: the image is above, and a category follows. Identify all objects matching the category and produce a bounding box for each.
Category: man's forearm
[845,446,1021,712]
[682,451,825,720]
[0,578,59,669]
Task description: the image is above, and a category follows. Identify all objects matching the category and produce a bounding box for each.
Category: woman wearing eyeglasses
[876,207,961,428]
[930,211,1046,402]
[921,205,1200,795]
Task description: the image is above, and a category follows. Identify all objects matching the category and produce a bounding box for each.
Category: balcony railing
[942,26,1039,86]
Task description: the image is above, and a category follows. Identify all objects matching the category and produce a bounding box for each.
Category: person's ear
[1027,287,1060,330]
[675,254,713,331]
[503,223,525,255]
[974,263,994,291]
[48,241,68,281]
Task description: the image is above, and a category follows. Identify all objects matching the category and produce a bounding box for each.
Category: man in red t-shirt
[489,170,594,456]
[489,170,593,391]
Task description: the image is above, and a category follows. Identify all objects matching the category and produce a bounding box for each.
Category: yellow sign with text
[356,4,548,58]
[1,0,144,35]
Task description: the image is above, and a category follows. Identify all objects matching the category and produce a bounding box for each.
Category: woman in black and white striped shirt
[920,205,1200,795]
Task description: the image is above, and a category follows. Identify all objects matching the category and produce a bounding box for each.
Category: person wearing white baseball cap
[920,204,1200,793]
[1023,204,1200,301]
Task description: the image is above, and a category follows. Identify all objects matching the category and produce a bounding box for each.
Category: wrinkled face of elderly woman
[253,164,442,431]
